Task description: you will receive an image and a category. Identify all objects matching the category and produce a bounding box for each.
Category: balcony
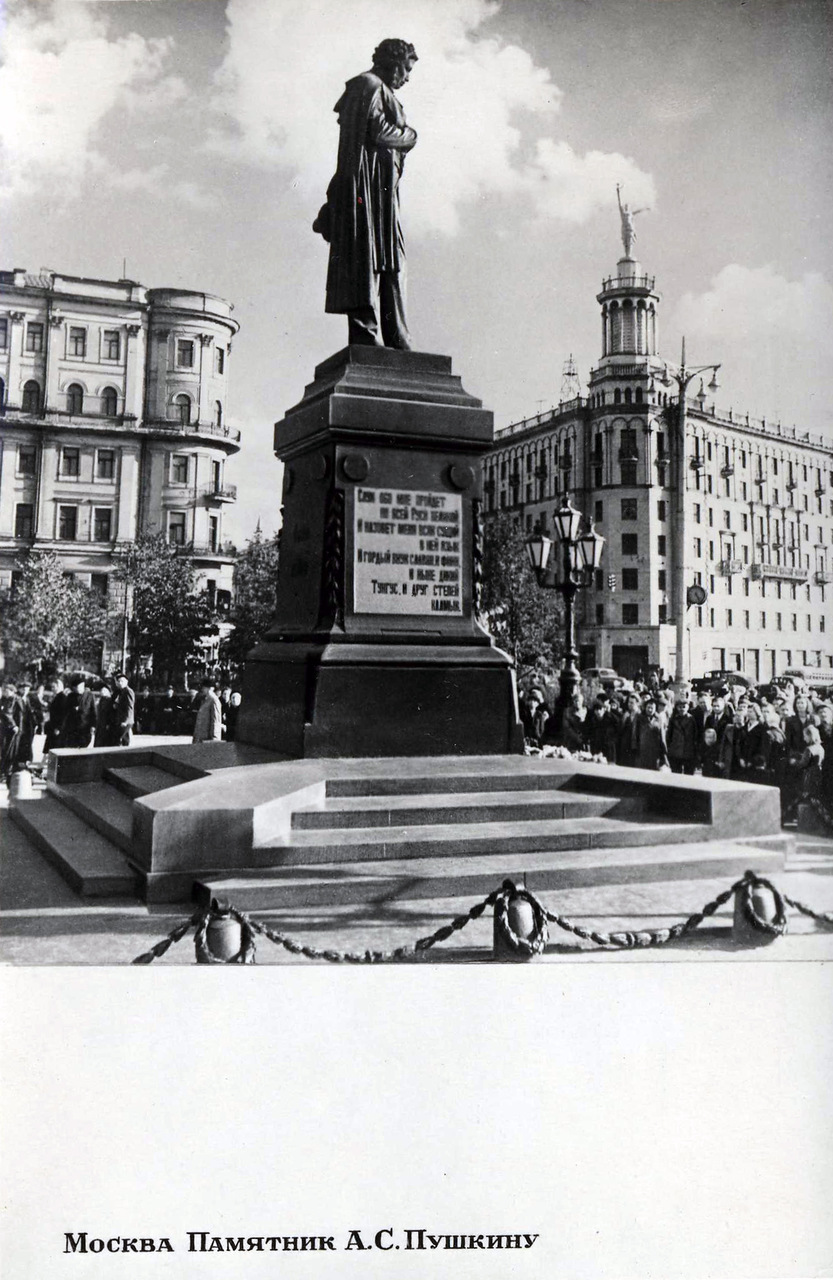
[143,417,241,443]
[559,456,574,470]
[815,570,832,585]
[690,456,705,469]
[720,558,743,575]
[750,562,809,582]
[190,541,237,560]
[720,465,734,477]
[202,482,237,503]
[0,404,137,427]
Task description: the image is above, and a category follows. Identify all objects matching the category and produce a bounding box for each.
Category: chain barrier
[129,871,833,965]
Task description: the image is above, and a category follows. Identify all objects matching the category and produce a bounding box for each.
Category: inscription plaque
[354,487,462,615]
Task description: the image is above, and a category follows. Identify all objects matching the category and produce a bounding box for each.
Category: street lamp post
[525,498,605,731]
[660,338,720,690]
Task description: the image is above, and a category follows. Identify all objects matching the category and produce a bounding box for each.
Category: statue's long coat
[316,71,417,314]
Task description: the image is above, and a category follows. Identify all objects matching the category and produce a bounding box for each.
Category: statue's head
[373,38,418,90]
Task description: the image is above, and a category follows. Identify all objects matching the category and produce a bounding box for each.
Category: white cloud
[107,164,210,207]
[211,0,654,235]
[0,0,182,200]
[672,265,833,431]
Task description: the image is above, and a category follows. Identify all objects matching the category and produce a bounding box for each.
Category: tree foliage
[0,550,106,675]
[222,526,281,669]
[481,513,563,673]
[113,535,214,683]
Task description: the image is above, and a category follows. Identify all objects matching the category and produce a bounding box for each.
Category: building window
[90,573,109,599]
[594,500,603,523]
[694,504,701,524]
[69,326,86,357]
[723,511,731,529]
[658,500,666,521]
[741,482,747,500]
[101,386,119,417]
[103,330,120,360]
[67,383,84,415]
[58,505,78,540]
[622,568,638,591]
[61,447,80,477]
[168,511,187,545]
[594,467,603,487]
[0,318,7,349]
[658,603,668,623]
[708,508,714,527]
[216,346,225,374]
[807,614,812,631]
[710,608,715,627]
[760,611,766,628]
[171,454,189,484]
[621,498,637,520]
[744,610,750,628]
[707,476,713,493]
[791,614,797,631]
[694,538,702,558]
[595,569,604,591]
[17,447,36,476]
[93,508,113,542]
[619,461,637,486]
[658,569,667,590]
[14,504,34,539]
[214,401,223,429]
[622,603,638,624]
[621,533,638,556]
[177,339,194,368]
[26,323,44,353]
[96,450,115,480]
[174,394,191,425]
[776,613,782,631]
[709,540,715,560]
[658,535,667,556]
[22,380,41,414]
[727,609,733,627]
[595,603,604,624]
[209,515,219,552]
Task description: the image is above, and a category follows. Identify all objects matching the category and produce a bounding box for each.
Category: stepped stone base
[10,746,787,908]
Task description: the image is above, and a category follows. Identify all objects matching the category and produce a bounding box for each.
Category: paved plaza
[2,737,832,966]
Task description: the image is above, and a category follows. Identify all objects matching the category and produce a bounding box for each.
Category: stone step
[196,838,786,911]
[47,780,135,854]
[255,815,708,866]
[9,796,138,897]
[325,771,559,798]
[105,764,186,800]
[291,789,639,830]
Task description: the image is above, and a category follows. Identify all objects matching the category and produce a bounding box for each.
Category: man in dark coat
[666,690,698,774]
[313,38,418,349]
[44,678,67,753]
[636,698,669,771]
[0,682,23,783]
[61,675,97,748]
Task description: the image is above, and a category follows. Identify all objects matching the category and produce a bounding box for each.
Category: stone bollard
[8,769,33,804]
[732,876,786,947]
[493,888,545,961]
[202,909,243,962]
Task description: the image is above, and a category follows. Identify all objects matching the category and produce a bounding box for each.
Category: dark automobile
[690,670,755,695]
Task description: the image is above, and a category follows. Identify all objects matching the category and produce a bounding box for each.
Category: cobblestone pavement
[2,740,833,965]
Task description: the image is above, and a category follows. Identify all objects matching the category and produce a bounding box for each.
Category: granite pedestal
[236,346,524,757]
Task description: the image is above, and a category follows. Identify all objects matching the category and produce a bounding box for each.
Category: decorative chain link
[131,907,208,964]
[129,871,833,964]
[228,887,504,963]
[542,879,742,949]
[782,893,833,928]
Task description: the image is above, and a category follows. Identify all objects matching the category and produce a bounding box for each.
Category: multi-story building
[0,268,240,665]
[485,238,833,682]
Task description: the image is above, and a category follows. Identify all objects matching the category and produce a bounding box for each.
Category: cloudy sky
[2,0,831,544]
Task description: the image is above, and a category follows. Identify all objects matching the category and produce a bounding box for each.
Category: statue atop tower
[616,183,649,259]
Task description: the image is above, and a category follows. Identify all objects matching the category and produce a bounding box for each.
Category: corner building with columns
[0,268,240,663]
[484,241,833,682]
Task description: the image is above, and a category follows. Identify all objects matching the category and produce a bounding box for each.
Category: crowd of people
[520,676,833,829]
[0,675,244,784]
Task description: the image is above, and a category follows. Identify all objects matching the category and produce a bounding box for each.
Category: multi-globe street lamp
[659,339,720,690]
[525,498,605,728]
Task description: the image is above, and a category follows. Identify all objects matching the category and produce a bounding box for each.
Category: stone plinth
[236,346,523,757]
